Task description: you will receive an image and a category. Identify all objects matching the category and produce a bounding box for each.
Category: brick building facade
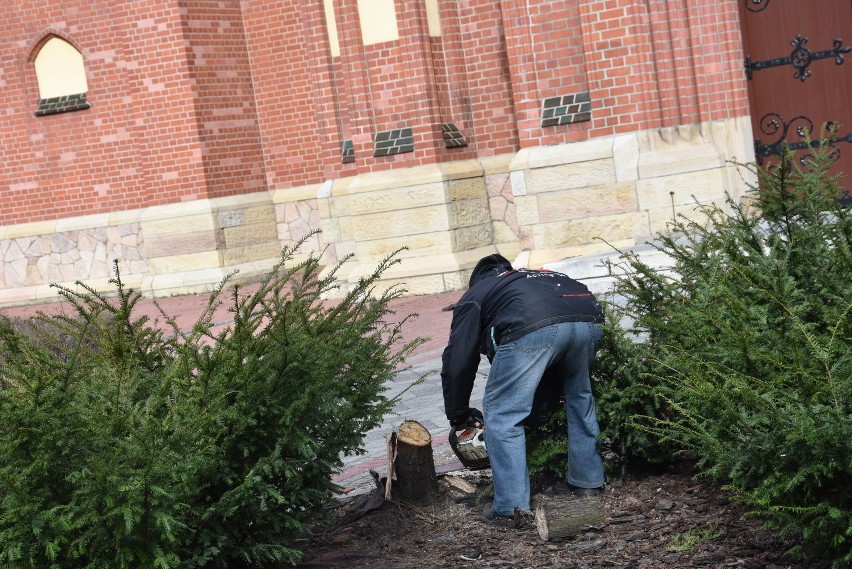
[0,1,755,305]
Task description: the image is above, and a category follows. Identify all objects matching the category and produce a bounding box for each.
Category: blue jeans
[483,321,605,515]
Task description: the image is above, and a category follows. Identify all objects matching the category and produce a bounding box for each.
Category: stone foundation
[0,116,755,307]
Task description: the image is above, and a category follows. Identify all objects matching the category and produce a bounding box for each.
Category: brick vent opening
[441,122,468,148]
[373,127,414,157]
[541,91,591,127]
[342,139,355,163]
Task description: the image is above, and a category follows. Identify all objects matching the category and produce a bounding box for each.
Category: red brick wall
[578,0,664,136]
[326,0,451,172]
[179,1,267,199]
[0,0,219,225]
[501,0,592,147]
[120,0,208,207]
[0,0,751,226]
[688,2,751,123]
[577,0,750,137]
[2,3,148,225]
[453,0,521,156]
[426,2,479,163]
[327,0,369,177]
[346,1,436,171]
[240,1,336,188]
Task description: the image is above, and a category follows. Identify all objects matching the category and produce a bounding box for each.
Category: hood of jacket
[469,254,513,287]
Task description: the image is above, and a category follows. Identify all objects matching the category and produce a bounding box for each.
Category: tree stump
[535,493,605,541]
[394,420,439,505]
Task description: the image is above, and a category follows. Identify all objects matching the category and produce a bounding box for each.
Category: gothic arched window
[33,36,90,116]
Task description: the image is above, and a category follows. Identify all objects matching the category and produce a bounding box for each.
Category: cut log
[535,493,606,541]
[394,420,440,505]
[385,431,397,501]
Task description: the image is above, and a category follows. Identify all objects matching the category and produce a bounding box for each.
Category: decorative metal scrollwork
[745,35,851,81]
[754,113,852,167]
[745,0,771,12]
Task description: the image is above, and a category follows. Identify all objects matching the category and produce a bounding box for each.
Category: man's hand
[450,407,484,431]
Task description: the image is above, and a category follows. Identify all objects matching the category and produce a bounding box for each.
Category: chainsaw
[449,424,490,470]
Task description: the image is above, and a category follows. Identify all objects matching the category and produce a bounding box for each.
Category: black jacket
[441,255,604,422]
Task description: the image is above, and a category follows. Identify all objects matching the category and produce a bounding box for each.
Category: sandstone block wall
[0,115,754,306]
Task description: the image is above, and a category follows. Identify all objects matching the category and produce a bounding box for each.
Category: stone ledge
[510,137,614,171]
[348,160,484,194]
[0,273,146,309]
[34,93,91,117]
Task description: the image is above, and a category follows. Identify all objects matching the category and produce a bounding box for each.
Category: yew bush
[531,134,850,567]
[0,242,422,568]
[602,136,851,567]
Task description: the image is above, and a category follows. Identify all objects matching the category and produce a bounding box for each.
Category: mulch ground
[296,465,827,569]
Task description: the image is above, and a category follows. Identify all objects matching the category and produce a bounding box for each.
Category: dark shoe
[548,482,603,498]
[482,502,533,529]
[571,486,603,498]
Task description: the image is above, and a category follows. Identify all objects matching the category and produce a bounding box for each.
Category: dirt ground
[296,465,826,569]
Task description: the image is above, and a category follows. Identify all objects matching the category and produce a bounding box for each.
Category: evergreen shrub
[529,133,850,566]
[602,135,851,566]
[0,242,423,568]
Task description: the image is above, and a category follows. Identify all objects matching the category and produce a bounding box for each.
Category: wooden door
[738,0,852,204]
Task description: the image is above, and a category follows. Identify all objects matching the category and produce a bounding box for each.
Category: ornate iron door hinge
[754,113,852,165]
[745,35,851,80]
